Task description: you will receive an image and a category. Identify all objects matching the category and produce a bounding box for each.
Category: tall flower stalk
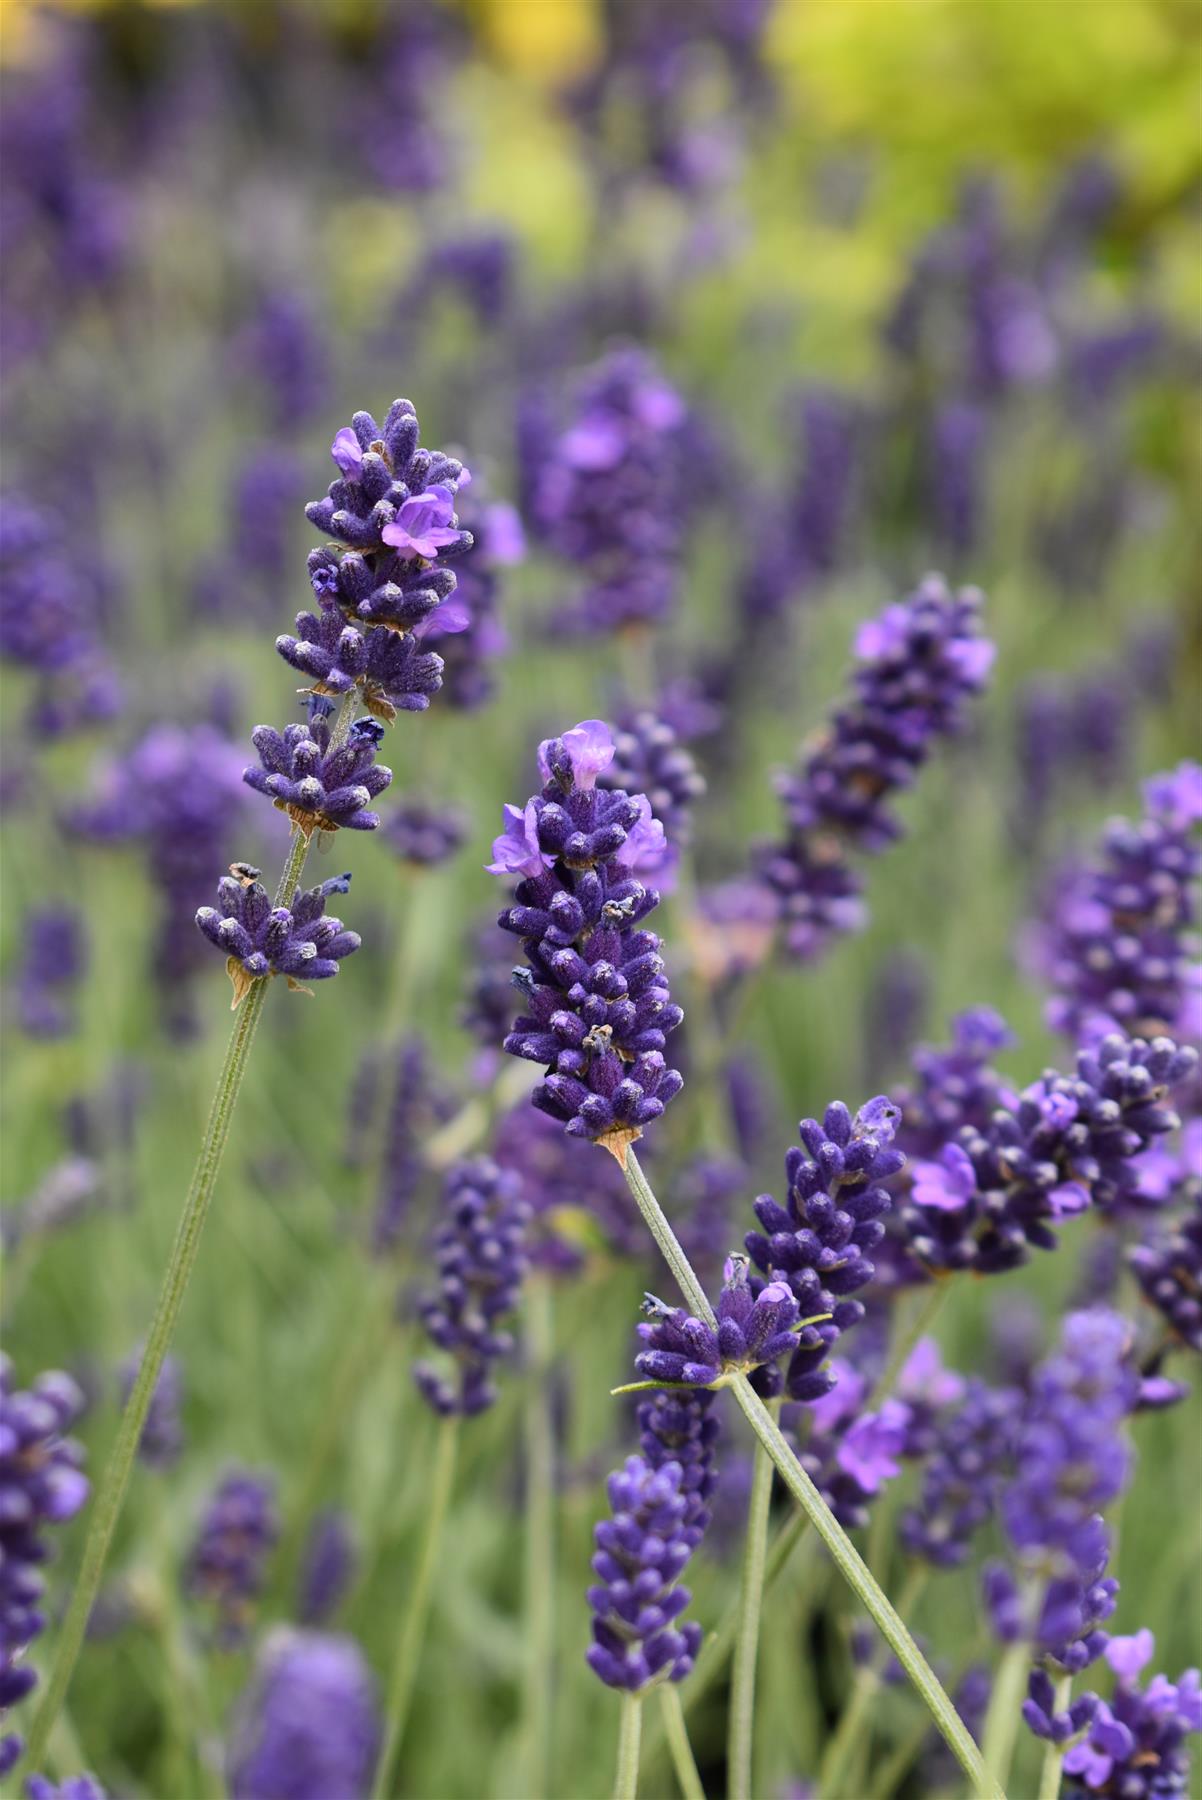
[487,720,996,1797]
[21,399,474,1772]
[619,1147,999,1798]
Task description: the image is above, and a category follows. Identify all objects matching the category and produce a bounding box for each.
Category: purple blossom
[745,1096,903,1402]
[899,1035,1198,1275]
[413,1157,532,1416]
[244,715,392,835]
[585,1457,703,1692]
[0,1360,89,1739]
[490,722,683,1152]
[524,349,691,636]
[196,868,360,1002]
[184,1471,279,1646]
[380,486,463,560]
[276,604,445,720]
[24,1777,107,1800]
[634,1259,801,1387]
[599,708,706,850]
[1035,765,1202,1048]
[297,1511,357,1627]
[834,1401,910,1493]
[381,798,467,868]
[900,1377,1020,1567]
[757,577,994,961]
[14,907,87,1040]
[120,1351,182,1470]
[636,1389,719,1550]
[227,1628,379,1800]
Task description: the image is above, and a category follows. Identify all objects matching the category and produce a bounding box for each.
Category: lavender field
[1,2,1200,1797]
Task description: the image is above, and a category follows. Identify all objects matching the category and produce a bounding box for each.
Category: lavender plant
[20,397,473,1773]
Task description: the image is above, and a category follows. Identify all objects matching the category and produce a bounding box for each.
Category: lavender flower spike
[746,1096,903,1402]
[489,719,682,1158]
[0,1360,89,1756]
[243,715,392,836]
[586,1456,703,1691]
[184,1470,279,1646]
[757,576,994,961]
[413,1157,532,1416]
[635,1257,801,1388]
[196,866,360,1007]
[227,1628,379,1800]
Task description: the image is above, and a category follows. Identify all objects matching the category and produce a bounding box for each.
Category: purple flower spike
[1129,1186,1202,1350]
[413,1157,532,1417]
[756,576,994,961]
[1034,764,1202,1047]
[244,714,392,835]
[306,401,471,559]
[585,1457,703,1692]
[276,606,444,720]
[185,1470,278,1647]
[227,1628,379,1800]
[898,1033,1197,1275]
[15,906,87,1040]
[524,349,691,637]
[634,1260,801,1389]
[196,867,360,1006]
[490,724,683,1157]
[0,1359,89,1736]
[745,1096,903,1402]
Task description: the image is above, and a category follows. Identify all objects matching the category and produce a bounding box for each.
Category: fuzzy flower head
[413,1157,532,1417]
[244,712,392,837]
[759,576,994,961]
[586,1456,703,1692]
[745,1096,903,1402]
[901,1034,1198,1275]
[227,1628,379,1800]
[196,867,360,1008]
[0,1360,89,1724]
[634,1258,801,1389]
[489,721,682,1158]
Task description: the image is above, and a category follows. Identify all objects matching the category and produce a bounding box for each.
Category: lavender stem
[1037,1675,1073,1800]
[22,693,360,1772]
[522,1274,556,1798]
[614,1690,644,1800]
[619,1149,998,1799]
[728,1406,779,1800]
[659,1684,705,1800]
[980,1638,1031,1792]
[369,1412,460,1800]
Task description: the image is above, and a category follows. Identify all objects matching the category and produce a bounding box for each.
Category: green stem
[659,1684,705,1800]
[522,1276,556,1799]
[20,697,359,1778]
[641,1518,815,1781]
[819,1564,928,1797]
[617,1149,998,1800]
[622,1151,714,1321]
[613,1691,644,1800]
[22,969,271,1774]
[728,1410,779,1800]
[980,1639,1031,1794]
[1037,1676,1073,1800]
[369,1413,460,1800]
